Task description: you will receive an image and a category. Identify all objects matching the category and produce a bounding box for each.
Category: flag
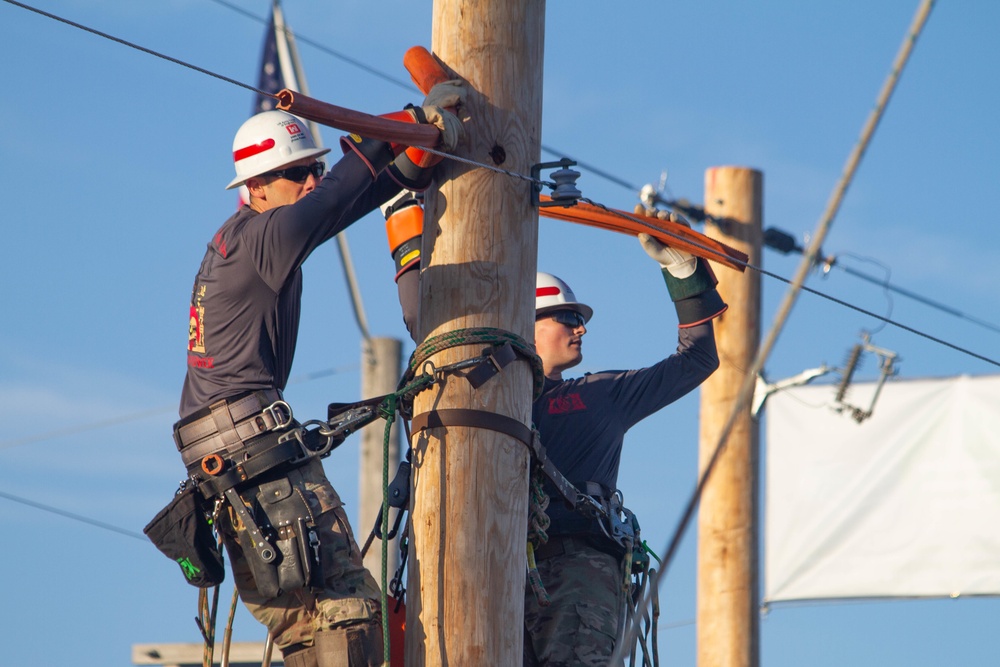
[239,0,318,206]
[252,8,285,114]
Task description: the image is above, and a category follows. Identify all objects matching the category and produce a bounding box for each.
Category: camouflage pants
[524,536,625,666]
[218,458,383,656]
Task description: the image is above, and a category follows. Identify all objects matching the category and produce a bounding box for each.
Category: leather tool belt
[173,389,294,468]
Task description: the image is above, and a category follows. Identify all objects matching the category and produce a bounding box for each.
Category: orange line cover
[538,196,747,272]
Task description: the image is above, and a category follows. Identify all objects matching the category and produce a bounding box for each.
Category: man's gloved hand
[423,79,465,110]
[388,102,462,186]
[406,79,465,168]
[384,79,466,186]
[340,133,395,180]
[638,232,697,279]
[418,105,462,151]
[637,232,728,328]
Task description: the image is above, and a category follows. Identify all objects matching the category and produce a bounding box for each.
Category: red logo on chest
[548,393,587,415]
[213,231,228,258]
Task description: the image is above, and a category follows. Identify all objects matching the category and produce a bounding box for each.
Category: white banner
[764,374,1000,604]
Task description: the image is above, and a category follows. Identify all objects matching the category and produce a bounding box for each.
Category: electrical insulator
[549,166,582,204]
[531,158,582,208]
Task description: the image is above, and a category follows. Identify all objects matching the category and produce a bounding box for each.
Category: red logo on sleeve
[547,393,587,415]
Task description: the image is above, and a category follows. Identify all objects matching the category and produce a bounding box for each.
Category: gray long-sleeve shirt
[535,323,719,537]
[180,152,400,419]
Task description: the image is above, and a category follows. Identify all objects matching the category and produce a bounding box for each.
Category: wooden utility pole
[406,1,544,664]
[697,166,762,667]
[359,337,402,580]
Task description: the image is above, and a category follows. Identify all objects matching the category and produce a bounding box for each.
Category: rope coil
[404,326,545,401]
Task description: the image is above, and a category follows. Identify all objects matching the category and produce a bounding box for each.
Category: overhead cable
[0,364,358,451]
[763,227,1000,335]
[2,0,267,97]
[0,489,147,541]
[5,0,993,378]
[612,1,939,661]
[578,199,999,369]
[204,0,644,196]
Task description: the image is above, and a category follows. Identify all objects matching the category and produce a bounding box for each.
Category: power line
[763,227,1000,336]
[10,0,984,357]
[2,0,267,97]
[209,0,1000,350]
[615,1,939,659]
[204,0,645,197]
[0,489,147,541]
[582,201,1000,369]
[209,0,419,93]
[0,405,174,450]
[0,364,359,450]
[6,0,994,370]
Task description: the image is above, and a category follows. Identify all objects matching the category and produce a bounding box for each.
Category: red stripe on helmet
[536,286,561,298]
[233,138,276,163]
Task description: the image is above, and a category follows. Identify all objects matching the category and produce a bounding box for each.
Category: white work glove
[423,79,466,110]
[638,232,697,279]
[420,105,463,152]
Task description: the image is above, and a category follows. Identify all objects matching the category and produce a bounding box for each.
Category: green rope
[526,466,552,606]
[379,393,397,666]
[526,467,551,546]
[404,326,545,400]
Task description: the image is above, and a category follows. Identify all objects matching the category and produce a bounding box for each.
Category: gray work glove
[420,105,463,151]
[423,79,466,110]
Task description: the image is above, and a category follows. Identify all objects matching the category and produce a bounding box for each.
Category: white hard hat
[535,272,593,323]
[225,110,331,190]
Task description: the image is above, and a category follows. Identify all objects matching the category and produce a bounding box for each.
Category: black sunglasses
[546,310,586,328]
[264,161,325,183]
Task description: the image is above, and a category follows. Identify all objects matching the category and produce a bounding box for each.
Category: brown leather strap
[411,409,585,510]
[210,399,242,447]
[411,408,534,449]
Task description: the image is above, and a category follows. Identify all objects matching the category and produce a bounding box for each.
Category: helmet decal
[233,138,276,163]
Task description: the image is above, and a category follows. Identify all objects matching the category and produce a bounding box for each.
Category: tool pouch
[144,485,225,588]
[238,477,318,599]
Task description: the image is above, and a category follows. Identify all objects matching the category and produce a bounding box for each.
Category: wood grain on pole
[406,1,545,665]
[698,166,762,667]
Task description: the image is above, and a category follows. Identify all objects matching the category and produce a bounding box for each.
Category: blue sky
[2,1,999,665]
